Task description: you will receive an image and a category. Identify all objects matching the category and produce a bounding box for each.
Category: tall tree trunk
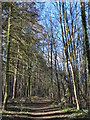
[54,46,61,101]
[2,6,11,110]
[0,2,2,114]
[12,46,19,99]
[62,3,80,110]
[80,2,90,73]
[67,3,80,105]
[48,38,49,65]
[57,1,73,105]
[27,62,32,99]
[12,64,17,99]
[50,25,53,99]
[28,76,31,97]
[80,2,90,116]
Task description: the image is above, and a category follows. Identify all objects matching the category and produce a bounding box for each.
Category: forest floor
[2,96,89,120]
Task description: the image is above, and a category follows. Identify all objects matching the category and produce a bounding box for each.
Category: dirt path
[2,97,89,120]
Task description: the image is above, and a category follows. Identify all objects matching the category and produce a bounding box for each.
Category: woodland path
[2,96,89,120]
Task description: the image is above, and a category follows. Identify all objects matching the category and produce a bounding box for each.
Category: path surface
[2,97,89,120]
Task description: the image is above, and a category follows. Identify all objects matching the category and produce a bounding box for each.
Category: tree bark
[0,2,2,114]
[50,25,53,99]
[54,46,61,101]
[80,2,90,116]
[12,46,19,99]
[2,6,11,110]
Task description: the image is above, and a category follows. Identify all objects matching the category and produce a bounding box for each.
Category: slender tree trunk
[28,76,31,97]
[62,3,80,110]
[54,46,61,101]
[15,58,19,98]
[27,62,32,99]
[67,3,80,105]
[50,25,53,99]
[80,2,90,116]
[12,45,19,99]
[0,2,2,114]
[85,57,88,100]
[57,2,73,105]
[48,38,49,65]
[12,64,17,99]
[2,6,11,110]
[80,2,90,72]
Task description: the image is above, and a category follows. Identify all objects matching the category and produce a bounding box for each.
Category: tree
[62,2,80,110]
[0,1,2,113]
[2,5,11,110]
[80,1,90,116]
[2,2,43,109]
